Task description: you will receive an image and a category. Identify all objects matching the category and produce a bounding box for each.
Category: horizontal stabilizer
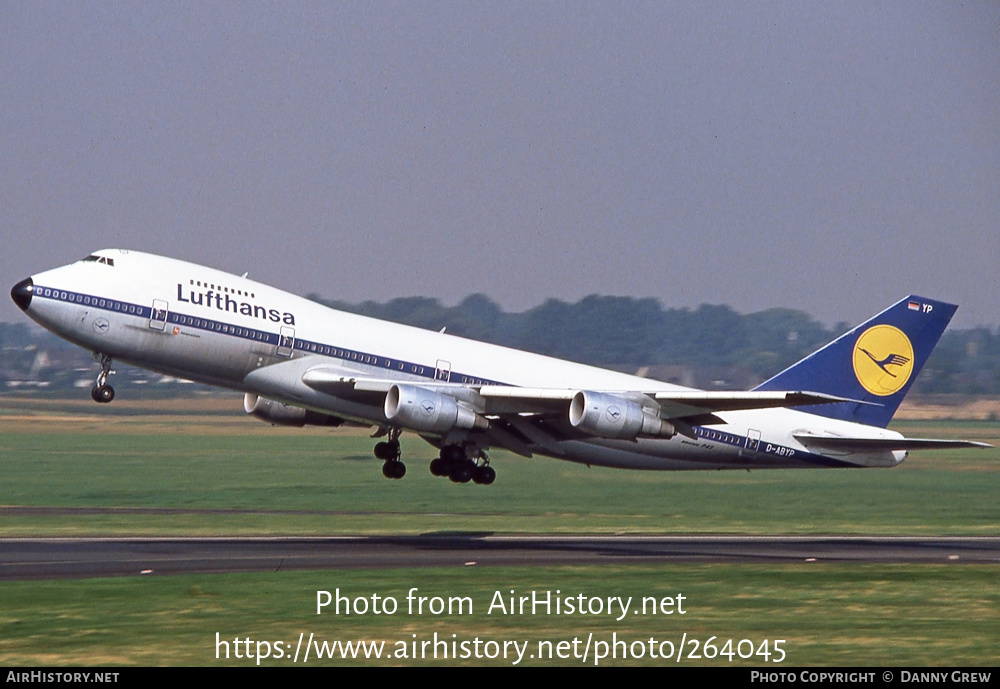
[793,433,991,453]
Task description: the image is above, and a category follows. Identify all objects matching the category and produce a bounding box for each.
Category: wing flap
[301,368,395,393]
[298,368,396,406]
[481,388,867,419]
[652,390,872,417]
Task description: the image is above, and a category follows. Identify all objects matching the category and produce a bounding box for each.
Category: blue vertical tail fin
[753,296,956,427]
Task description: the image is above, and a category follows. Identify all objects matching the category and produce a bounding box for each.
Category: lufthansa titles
[177,284,295,324]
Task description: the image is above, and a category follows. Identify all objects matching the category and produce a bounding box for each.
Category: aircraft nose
[10,277,33,311]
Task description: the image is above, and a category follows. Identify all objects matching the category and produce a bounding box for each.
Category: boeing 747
[10,249,987,485]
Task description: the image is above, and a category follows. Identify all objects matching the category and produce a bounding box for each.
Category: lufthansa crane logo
[852,325,914,396]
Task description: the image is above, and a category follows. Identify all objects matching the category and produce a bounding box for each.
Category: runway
[2,535,998,580]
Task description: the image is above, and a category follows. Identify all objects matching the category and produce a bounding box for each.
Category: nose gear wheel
[90,354,115,404]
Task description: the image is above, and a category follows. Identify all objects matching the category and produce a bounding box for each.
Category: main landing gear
[371,432,496,485]
[90,354,115,404]
[374,428,406,479]
[429,444,496,485]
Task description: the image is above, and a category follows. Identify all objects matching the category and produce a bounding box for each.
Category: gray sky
[3,2,998,328]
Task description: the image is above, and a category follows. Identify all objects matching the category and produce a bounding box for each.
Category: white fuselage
[18,250,906,470]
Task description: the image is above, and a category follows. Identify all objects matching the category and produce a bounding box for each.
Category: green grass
[1,425,998,536]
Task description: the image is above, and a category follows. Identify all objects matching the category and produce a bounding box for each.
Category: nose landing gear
[90,354,115,404]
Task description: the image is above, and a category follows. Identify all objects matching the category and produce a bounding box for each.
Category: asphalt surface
[2,535,998,580]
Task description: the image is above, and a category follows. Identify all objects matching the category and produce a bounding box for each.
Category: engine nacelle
[568,391,675,440]
[243,393,344,427]
[384,384,488,433]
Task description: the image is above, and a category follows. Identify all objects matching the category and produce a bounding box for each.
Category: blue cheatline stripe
[692,426,856,468]
[32,285,506,387]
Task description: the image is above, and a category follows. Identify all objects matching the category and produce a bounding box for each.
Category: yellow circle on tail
[853,325,914,396]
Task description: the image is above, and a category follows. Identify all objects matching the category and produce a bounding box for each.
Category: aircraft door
[277,326,295,357]
[149,299,168,331]
[745,429,761,456]
[435,359,452,382]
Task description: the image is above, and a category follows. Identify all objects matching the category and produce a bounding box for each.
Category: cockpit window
[81,255,115,266]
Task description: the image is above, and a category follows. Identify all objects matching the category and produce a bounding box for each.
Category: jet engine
[568,391,675,440]
[243,393,344,427]
[384,384,488,433]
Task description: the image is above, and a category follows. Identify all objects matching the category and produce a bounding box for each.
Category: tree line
[2,294,998,395]
[310,293,1000,395]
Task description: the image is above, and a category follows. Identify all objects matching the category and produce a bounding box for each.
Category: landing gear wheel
[448,461,475,484]
[91,384,115,404]
[382,461,406,479]
[374,441,400,460]
[434,444,495,485]
[91,354,116,403]
[473,465,496,485]
[375,428,404,479]
[429,457,450,477]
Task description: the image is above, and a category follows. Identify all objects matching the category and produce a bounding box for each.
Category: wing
[301,368,860,415]
[299,365,871,456]
[301,368,863,412]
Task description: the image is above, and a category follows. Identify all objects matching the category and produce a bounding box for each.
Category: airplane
[10,249,987,485]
